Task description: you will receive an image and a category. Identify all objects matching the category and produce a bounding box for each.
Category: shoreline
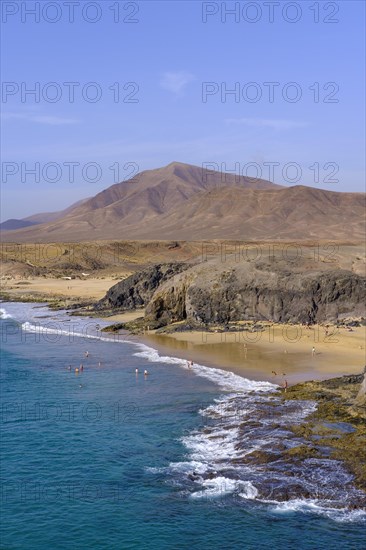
[1,280,365,385]
[135,323,365,385]
[1,299,365,495]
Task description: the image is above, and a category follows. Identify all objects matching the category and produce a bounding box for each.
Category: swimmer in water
[85,351,89,358]
[75,368,79,373]
[135,368,139,374]
[80,364,84,371]
[144,370,149,376]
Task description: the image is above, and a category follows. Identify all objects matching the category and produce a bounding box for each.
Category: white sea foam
[191,476,239,499]
[146,461,208,476]
[269,499,366,523]
[182,427,240,463]
[20,320,132,345]
[238,481,259,500]
[199,394,255,421]
[134,344,277,394]
[169,461,208,475]
[190,477,258,500]
[0,307,12,319]
[271,498,329,514]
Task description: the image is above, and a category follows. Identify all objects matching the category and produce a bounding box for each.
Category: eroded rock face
[144,259,366,326]
[96,263,191,310]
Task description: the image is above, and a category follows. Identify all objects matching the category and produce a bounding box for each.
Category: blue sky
[1,0,365,220]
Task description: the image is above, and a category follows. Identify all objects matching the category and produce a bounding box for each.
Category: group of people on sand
[270,346,319,392]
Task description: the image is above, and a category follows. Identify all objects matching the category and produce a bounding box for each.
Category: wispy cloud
[1,112,80,125]
[225,118,308,130]
[160,71,194,95]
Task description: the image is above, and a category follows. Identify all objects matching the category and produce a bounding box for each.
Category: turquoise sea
[1,303,365,550]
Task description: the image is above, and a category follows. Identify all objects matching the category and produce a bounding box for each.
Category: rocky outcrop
[144,259,366,326]
[284,372,366,492]
[96,255,366,326]
[96,263,191,311]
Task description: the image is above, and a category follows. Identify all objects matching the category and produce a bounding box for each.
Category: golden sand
[102,310,144,323]
[1,277,118,300]
[142,323,366,384]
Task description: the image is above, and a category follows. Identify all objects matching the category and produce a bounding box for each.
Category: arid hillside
[3,162,363,242]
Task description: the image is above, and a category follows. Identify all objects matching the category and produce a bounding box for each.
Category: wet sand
[140,324,366,385]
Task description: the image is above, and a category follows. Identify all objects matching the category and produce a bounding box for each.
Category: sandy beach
[140,323,366,385]
[0,277,119,301]
[1,276,365,385]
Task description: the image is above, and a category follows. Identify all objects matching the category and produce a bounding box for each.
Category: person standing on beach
[283,380,288,392]
[312,347,316,356]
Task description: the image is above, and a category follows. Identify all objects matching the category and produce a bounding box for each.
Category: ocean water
[0,303,365,550]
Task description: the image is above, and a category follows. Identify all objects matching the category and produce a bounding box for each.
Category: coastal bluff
[96,263,191,311]
[97,257,366,328]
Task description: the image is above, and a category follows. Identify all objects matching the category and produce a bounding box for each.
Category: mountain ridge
[1,197,90,231]
[1,162,364,242]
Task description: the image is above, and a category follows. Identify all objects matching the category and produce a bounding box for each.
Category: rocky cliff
[97,257,366,327]
[143,258,366,327]
[96,263,191,311]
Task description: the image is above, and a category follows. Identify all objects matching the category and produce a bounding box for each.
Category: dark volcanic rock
[96,263,191,311]
[145,259,366,326]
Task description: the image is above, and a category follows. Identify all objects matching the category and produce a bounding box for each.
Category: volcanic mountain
[1,162,365,242]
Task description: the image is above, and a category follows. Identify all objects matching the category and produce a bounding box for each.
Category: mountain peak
[165,160,195,169]
[1,161,364,242]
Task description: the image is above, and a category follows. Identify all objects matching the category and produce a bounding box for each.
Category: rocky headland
[96,256,366,332]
